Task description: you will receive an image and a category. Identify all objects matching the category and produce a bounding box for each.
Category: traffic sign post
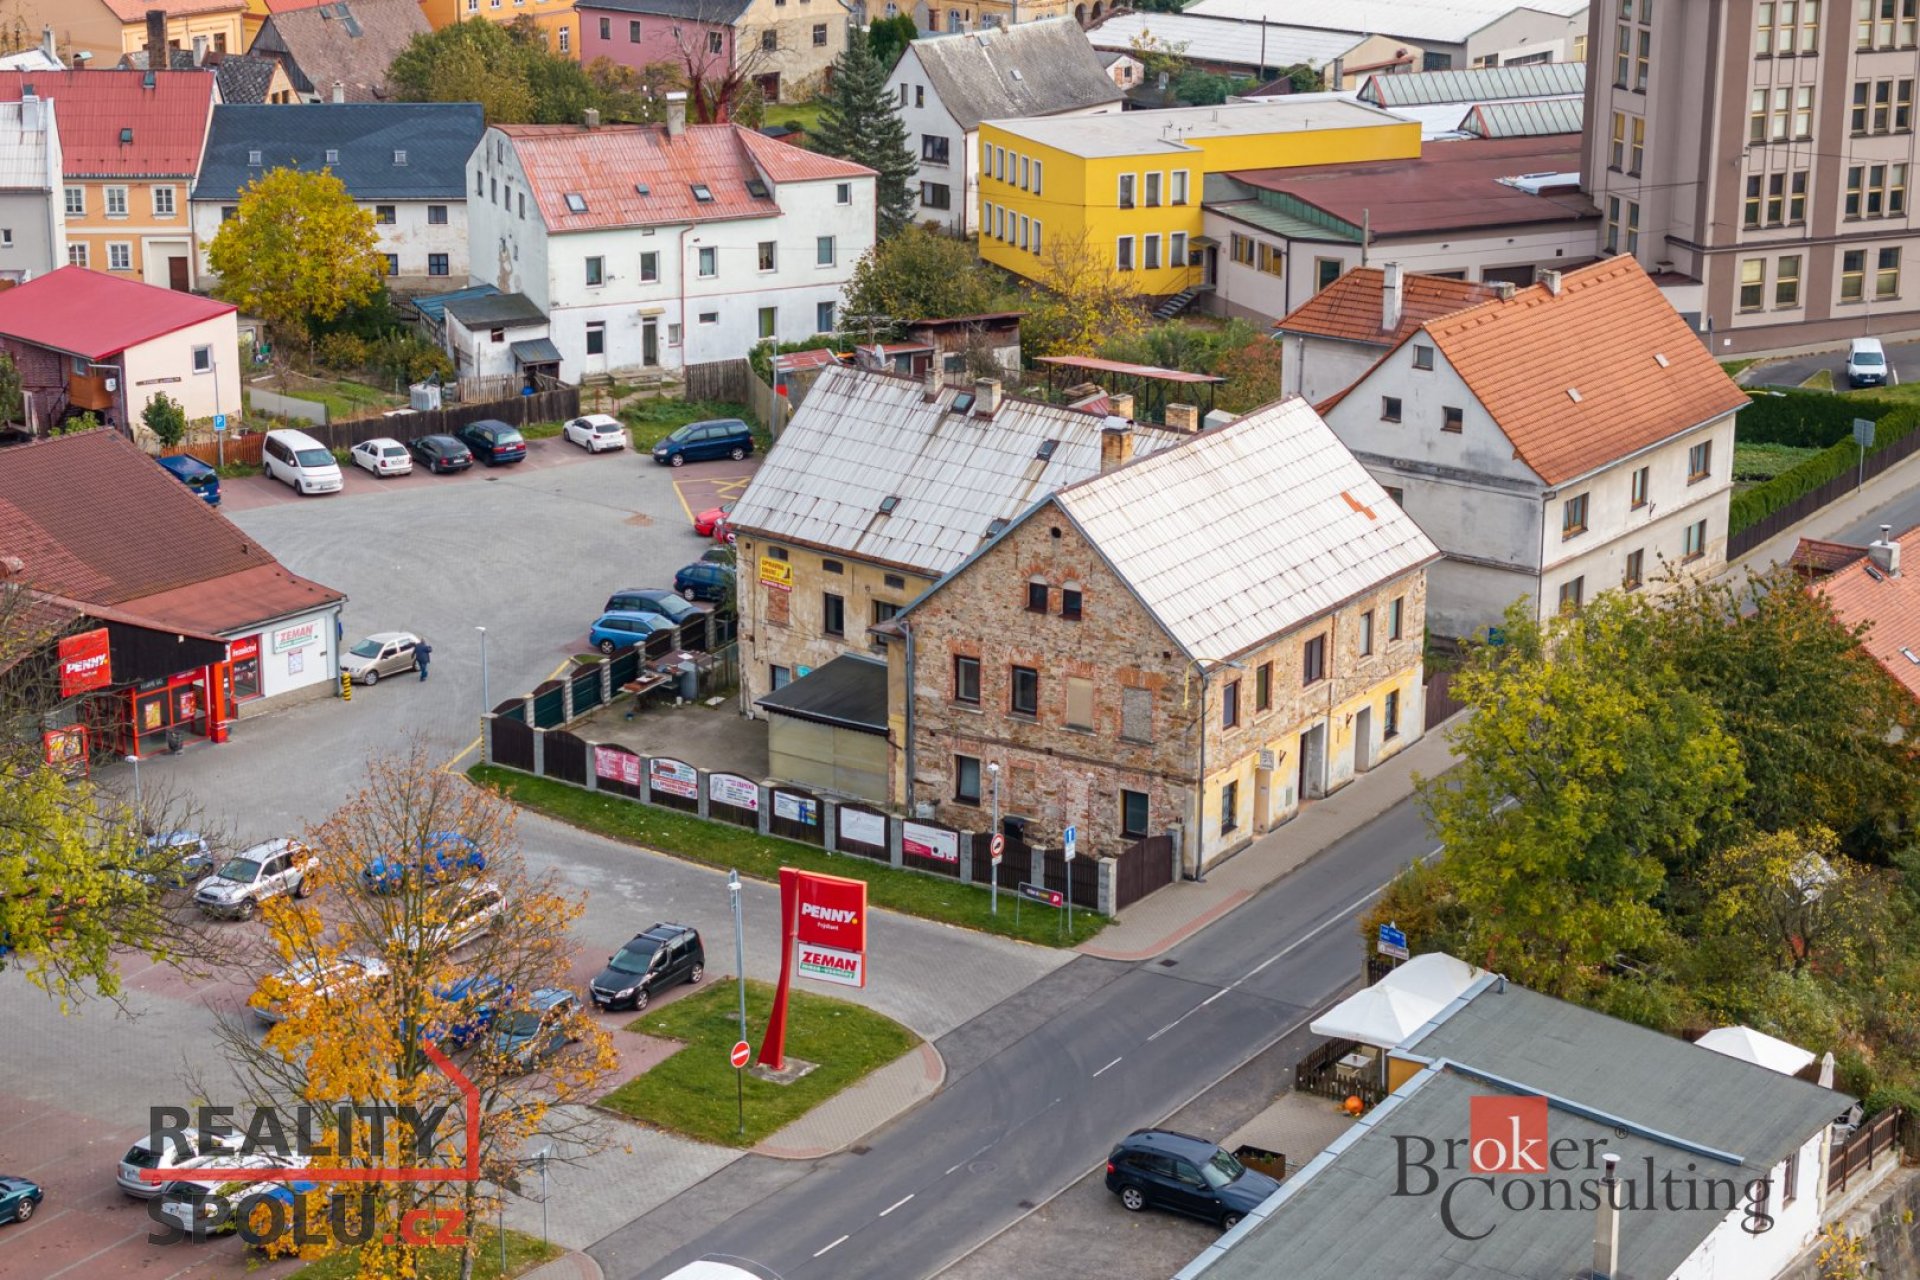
[1377,922,1409,961]
[1061,825,1078,939]
[989,832,1005,917]
[731,1039,751,1135]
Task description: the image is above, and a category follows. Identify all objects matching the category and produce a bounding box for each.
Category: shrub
[315,330,371,372]
[1861,1082,1920,1119]
[1737,388,1901,448]
[141,392,187,449]
[1729,405,1920,534]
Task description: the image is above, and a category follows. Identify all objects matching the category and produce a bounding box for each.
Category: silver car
[341,631,420,686]
[250,954,389,1024]
[193,839,317,919]
[563,414,628,452]
[117,1128,244,1199]
[388,881,503,955]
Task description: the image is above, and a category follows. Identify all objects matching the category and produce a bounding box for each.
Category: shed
[755,653,890,804]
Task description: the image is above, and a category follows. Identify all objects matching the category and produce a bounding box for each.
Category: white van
[1847,337,1889,389]
[262,429,343,495]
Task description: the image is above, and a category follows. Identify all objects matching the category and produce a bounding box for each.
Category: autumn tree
[814,26,918,237]
[1021,230,1146,360]
[0,350,21,426]
[1692,826,1896,982]
[207,168,384,347]
[218,746,615,1278]
[1419,594,1745,996]
[841,224,1015,333]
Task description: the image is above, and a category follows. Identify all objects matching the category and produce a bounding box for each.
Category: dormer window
[746,177,769,198]
[393,149,408,165]
[692,184,714,202]
[565,192,587,213]
[325,149,339,164]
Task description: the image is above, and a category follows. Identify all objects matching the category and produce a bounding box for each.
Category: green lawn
[1847,380,1920,405]
[517,420,567,439]
[1802,369,1836,391]
[762,101,822,141]
[288,1228,557,1279]
[601,980,916,1147]
[1720,358,1760,380]
[620,397,768,450]
[469,766,1109,948]
[275,376,403,422]
[1733,440,1824,484]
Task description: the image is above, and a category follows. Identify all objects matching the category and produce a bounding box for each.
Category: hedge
[1730,403,1920,533]
[1737,387,1902,448]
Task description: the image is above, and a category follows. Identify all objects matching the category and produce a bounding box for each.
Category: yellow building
[416,0,579,57]
[977,99,1419,293]
[12,0,246,66]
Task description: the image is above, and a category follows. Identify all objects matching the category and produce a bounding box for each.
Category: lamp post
[987,760,1001,916]
[1190,656,1245,883]
[125,753,142,814]
[475,625,489,712]
[729,869,747,1134]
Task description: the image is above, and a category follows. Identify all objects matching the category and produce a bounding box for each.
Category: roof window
[985,518,1009,537]
[1654,352,1670,368]
[878,495,900,514]
[565,192,588,213]
[1566,387,1582,403]
[1035,439,1058,461]
[746,177,769,198]
[119,127,133,144]
[325,148,339,163]
[248,149,262,166]
[1904,647,1920,664]
[634,182,650,195]
[949,392,975,415]
[393,149,407,165]
[691,183,714,202]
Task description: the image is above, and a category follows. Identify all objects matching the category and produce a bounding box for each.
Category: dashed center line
[880,1194,915,1217]
[1092,1056,1123,1077]
[814,1234,849,1257]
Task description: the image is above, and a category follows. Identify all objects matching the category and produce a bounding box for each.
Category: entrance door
[1204,246,1219,287]
[642,317,659,368]
[1298,724,1326,801]
[168,257,190,291]
[1354,706,1373,772]
[757,72,780,103]
[1253,764,1272,834]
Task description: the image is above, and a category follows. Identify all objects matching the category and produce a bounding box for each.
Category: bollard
[340,668,352,702]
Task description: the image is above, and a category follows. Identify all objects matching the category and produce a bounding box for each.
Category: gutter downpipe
[902,620,917,814]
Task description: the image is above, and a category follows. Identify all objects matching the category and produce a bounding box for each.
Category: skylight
[986,518,1009,537]
[119,127,133,144]
[565,192,588,213]
[746,177,769,198]
[325,149,339,164]
[949,393,976,415]
[393,149,407,166]
[1035,439,1059,461]
[691,184,714,203]
[248,149,262,166]
[634,183,650,195]
[878,495,900,514]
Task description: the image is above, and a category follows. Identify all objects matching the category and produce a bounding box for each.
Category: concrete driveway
[0,440,1063,1277]
[1748,334,1920,388]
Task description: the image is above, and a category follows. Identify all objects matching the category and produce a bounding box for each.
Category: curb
[750,1040,948,1161]
[1077,888,1254,962]
[520,1249,607,1280]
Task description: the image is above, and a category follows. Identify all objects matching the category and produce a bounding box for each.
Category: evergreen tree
[813,26,917,238]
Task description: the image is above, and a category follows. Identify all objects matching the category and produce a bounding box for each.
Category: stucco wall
[120,311,243,424]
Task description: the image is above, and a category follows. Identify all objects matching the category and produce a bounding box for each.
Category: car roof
[156,453,215,476]
[362,631,416,644]
[529,986,574,1009]
[639,922,691,943]
[1118,1128,1220,1159]
[360,437,404,449]
[420,434,464,446]
[598,610,666,624]
[686,418,747,430]
[265,428,326,448]
[235,838,297,858]
[615,587,673,598]
[576,414,622,427]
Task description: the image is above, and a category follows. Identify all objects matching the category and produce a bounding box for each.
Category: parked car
[361,831,484,893]
[491,987,579,1071]
[589,923,704,1011]
[589,610,672,654]
[674,560,735,603]
[1104,1130,1281,1229]
[154,1155,309,1237]
[387,881,503,954]
[125,830,214,889]
[193,839,317,919]
[701,546,735,567]
[458,419,527,466]
[410,434,473,473]
[156,454,221,506]
[349,437,414,477]
[118,1127,244,1198]
[0,1177,42,1225]
[605,589,702,626]
[1847,337,1889,388]
[261,429,343,496]
[710,516,737,546]
[418,973,510,1049]
[651,418,753,467]
[341,631,420,686]
[693,502,732,536]
[249,954,389,1024]
[563,414,628,452]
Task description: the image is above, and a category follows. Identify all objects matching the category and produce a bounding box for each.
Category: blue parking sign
[213,413,228,433]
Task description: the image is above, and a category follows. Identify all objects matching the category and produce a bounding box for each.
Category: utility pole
[476,625,489,711]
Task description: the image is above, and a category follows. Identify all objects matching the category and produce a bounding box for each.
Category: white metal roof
[1185,0,1586,45]
[1359,60,1584,107]
[982,95,1403,157]
[1085,13,1365,73]
[725,365,1178,574]
[1052,398,1439,661]
[0,101,54,192]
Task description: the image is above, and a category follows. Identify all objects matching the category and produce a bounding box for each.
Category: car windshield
[350,639,385,658]
[123,1143,159,1167]
[294,448,333,468]
[1856,352,1886,366]
[500,1011,542,1036]
[608,943,659,974]
[1200,1148,1245,1189]
[217,858,261,883]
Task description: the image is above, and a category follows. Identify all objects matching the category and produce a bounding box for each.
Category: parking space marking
[670,476,698,528]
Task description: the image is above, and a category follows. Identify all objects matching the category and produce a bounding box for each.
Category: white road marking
[814,1234,850,1257]
[1092,1056,1123,1077]
[945,1162,964,1176]
[880,1194,915,1217]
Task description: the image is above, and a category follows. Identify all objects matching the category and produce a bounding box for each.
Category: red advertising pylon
[756,868,799,1071]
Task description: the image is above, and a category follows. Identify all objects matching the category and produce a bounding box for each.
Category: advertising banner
[795,870,867,954]
[797,943,865,988]
[708,773,761,811]
[759,557,793,591]
[837,807,887,849]
[648,757,698,799]
[902,822,958,864]
[594,747,642,786]
[760,867,872,1068]
[774,791,818,825]
[57,628,112,696]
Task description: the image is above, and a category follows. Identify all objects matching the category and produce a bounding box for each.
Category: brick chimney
[145,8,167,63]
[1107,391,1134,420]
[1380,261,1403,332]
[973,377,1002,415]
[1100,418,1133,472]
[1870,524,1902,576]
[922,366,940,403]
[666,90,687,138]
[1539,268,1563,296]
[1165,402,1199,432]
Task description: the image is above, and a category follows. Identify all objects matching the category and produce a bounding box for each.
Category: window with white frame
[107,242,131,270]
[816,235,835,266]
[105,186,128,217]
[698,246,717,278]
[152,186,175,216]
[67,243,87,267]
[64,186,82,216]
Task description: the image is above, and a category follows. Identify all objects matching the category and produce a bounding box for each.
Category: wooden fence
[168,387,583,468]
[684,359,752,403]
[1728,426,1920,559]
[1113,832,1177,911]
[1424,667,1469,730]
[1828,1107,1905,1196]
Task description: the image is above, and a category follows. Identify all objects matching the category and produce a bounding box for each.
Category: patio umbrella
[1377,952,1482,1007]
[1310,983,1447,1048]
[1695,1025,1816,1076]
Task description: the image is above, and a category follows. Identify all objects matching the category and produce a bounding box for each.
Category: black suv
[1104,1129,1281,1229]
[589,923,704,1011]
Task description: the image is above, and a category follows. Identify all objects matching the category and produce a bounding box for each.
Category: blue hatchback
[419,973,510,1049]
[673,561,734,603]
[651,418,753,467]
[360,831,485,893]
[156,454,221,505]
[590,610,671,654]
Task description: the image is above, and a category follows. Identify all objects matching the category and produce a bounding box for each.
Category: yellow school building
[416,0,578,56]
[977,100,1419,294]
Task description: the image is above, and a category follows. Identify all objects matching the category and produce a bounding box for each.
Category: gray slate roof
[251,0,429,101]
[755,653,889,732]
[907,19,1120,132]
[193,103,484,201]
[726,365,1177,575]
[573,0,752,21]
[443,292,547,327]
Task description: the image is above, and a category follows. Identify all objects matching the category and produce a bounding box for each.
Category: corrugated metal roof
[1359,60,1583,107]
[1458,95,1585,138]
[1185,0,1586,43]
[1086,14,1362,73]
[0,70,212,178]
[411,283,500,323]
[1208,199,1356,241]
[726,365,1178,575]
[1053,398,1438,660]
[906,20,1120,131]
[0,100,54,191]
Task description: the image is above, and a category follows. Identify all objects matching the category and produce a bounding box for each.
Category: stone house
[886,397,1438,872]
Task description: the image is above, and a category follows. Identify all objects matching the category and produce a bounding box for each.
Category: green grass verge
[1847,381,1920,405]
[469,766,1108,947]
[517,420,567,439]
[602,980,915,1147]
[1733,440,1823,482]
[1720,358,1759,379]
[762,101,822,140]
[1801,369,1836,391]
[279,376,401,421]
[620,397,769,450]
[288,1228,558,1279]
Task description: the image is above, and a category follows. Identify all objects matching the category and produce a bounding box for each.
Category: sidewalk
[752,1040,947,1159]
[522,1252,605,1280]
[1079,726,1461,962]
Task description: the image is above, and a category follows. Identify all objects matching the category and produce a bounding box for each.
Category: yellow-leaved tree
[1021,230,1145,361]
[207,167,385,348]
[218,745,615,1279]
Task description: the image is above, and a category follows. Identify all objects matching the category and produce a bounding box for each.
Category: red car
[693,502,731,537]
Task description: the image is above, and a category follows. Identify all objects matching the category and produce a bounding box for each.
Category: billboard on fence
[649,757,698,799]
[902,821,958,863]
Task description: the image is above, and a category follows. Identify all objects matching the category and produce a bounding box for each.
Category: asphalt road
[1750,334,1920,388]
[596,795,1439,1280]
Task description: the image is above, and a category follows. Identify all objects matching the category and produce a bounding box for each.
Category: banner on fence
[774,791,818,826]
[902,821,958,864]
[649,757,698,799]
[838,807,886,848]
[594,747,642,786]
[708,773,760,811]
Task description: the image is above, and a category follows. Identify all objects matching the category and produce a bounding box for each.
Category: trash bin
[165,727,184,755]
[677,659,698,702]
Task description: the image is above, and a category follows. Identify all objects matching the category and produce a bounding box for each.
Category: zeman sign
[797,943,865,987]
[759,868,872,1070]
[57,628,112,696]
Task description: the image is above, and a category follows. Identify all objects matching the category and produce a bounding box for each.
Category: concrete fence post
[584,738,600,792]
[696,770,711,819]
[958,833,974,886]
[521,692,535,727]
[640,757,655,809]
[888,818,903,869]
[599,657,613,708]
[757,782,772,836]
[480,712,496,766]
[560,674,575,724]
[822,799,841,853]
[1098,857,1117,917]
[1167,825,1185,883]
[531,727,546,778]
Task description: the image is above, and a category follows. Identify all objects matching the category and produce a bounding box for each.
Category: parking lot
[0,434,1065,1277]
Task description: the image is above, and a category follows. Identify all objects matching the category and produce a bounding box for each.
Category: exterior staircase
[1152,283,1212,320]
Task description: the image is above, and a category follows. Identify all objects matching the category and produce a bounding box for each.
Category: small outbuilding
[754,653,890,804]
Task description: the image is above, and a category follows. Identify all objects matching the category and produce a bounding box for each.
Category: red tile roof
[1276,267,1497,346]
[0,431,342,634]
[1815,528,1920,703]
[502,122,870,232]
[1227,136,1594,237]
[0,267,234,360]
[1791,537,1868,578]
[101,0,243,18]
[0,70,213,177]
[1414,257,1749,485]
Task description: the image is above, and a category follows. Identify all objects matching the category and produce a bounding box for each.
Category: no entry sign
[730,1040,752,1070]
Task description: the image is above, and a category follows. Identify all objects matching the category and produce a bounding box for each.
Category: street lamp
[475,626,489,712]
[1189,656,1245,883]
[987,761,1001,916]
[125,753,142,814]
[728,869,748,1135]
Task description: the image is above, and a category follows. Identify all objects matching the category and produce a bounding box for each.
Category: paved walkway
[1080,726,1461,962]
[1222,1091,1358,1173]
[522,1251,607,1280]
[753,1040,947,1159]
